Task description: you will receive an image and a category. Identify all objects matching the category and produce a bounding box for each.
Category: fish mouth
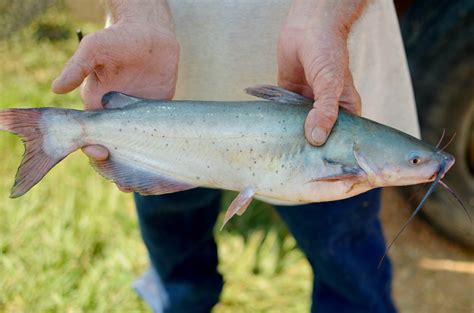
[431,153,455,180]
[443,153,455,171]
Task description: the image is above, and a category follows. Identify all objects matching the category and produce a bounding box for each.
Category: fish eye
[408,153,422,165]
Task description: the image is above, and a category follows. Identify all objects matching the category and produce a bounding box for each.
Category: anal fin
[90,156,195,196]
[220,187,255,230]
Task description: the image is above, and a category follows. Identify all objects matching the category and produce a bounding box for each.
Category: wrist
[106,0,175,32]
[284,0,367,36]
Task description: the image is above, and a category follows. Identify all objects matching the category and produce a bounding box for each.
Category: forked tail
[0,108,82,197]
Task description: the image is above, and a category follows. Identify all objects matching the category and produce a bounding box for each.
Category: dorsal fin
[101,92,145,109]
[245,85,313,105]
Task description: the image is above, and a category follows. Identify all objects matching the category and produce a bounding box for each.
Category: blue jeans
[133,188,396,313]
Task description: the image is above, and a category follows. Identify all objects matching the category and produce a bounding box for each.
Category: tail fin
[0,108,80,198]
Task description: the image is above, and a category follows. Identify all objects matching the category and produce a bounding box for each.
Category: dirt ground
[380,188,473,313]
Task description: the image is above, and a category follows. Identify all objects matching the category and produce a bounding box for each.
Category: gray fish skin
[75,100,362,204]
[0,86,455,215]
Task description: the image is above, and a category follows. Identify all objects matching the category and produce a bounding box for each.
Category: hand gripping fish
[0,86,465,243]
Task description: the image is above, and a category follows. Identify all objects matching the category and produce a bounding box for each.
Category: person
[52,0,420,312]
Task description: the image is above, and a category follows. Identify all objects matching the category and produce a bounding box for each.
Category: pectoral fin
[220,187,255,230]
[311,172,365,182]
[309,158,365,183]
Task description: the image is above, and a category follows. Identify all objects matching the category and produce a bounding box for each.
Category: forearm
[105,0,174,30]
[285,0,367,35]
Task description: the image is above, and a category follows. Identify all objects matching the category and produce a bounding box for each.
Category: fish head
[354,131,455,187]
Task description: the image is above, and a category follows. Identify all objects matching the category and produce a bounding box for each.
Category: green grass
[0,9,311,312]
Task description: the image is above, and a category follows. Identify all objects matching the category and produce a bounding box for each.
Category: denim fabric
[134,188,396,313]
[134,189,223,313]
[275,190,395,313]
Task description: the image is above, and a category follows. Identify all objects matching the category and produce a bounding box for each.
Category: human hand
[278,0,366,146]
[52,0,179,161]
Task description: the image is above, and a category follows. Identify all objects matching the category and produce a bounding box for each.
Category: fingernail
[311,127,327,145]
[52,77,63,92]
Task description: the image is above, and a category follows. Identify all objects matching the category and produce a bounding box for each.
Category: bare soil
[381,188,474,313]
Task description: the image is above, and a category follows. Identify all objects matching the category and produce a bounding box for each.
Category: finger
[305,95,339,146]
[117,185,133,193]
[52,34,100,94]
[278,79,314,99]
[277,32,314,98]
[82,145,109,161]
[339,70,361,115]
[81,74,108,110]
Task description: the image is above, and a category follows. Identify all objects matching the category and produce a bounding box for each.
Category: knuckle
[314,100,338,126]
[81,32,101,49]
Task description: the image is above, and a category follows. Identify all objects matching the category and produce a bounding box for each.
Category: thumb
[52,34,100,94]
[82,145,109,161]
[304,95,339,146]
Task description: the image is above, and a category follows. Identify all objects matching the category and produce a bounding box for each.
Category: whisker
[435,128,446,149]
[439,180,472,224]
[440,132,456,151]
[378,165,445,269]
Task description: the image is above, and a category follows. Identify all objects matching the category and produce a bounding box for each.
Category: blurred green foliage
[0,7,311,312]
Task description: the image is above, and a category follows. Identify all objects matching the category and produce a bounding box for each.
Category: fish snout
[434,152,455,180]
[442,153,455,172]
[445,154,456,171]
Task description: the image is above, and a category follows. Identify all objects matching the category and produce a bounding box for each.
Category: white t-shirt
[168,0,420,138]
